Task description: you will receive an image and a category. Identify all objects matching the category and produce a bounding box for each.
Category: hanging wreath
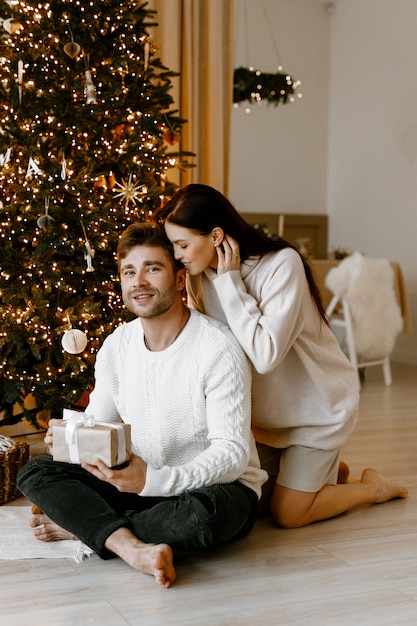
[233,66,298,107]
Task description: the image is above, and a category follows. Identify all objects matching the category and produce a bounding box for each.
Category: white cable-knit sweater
[86,309,267,499]
[187,248,360,451]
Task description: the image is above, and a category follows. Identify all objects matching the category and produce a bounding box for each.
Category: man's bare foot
[337,461,351,484]
[361,468,408,503]
[29,514,78,542]
[105,527,176,588]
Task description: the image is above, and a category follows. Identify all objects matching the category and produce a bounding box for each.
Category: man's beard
[124,287,177,319]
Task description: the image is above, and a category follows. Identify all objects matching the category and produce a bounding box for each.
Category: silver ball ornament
[61,329,88,354]
[3,17,22,34]
[37,213,55,229]
[63,41,81,59]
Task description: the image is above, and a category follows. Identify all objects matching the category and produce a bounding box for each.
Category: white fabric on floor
[0,506,94,563]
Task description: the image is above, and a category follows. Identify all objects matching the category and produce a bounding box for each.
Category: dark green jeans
[17,454,258,559]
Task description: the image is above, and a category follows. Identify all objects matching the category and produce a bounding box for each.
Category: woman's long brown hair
[155,183,327,324]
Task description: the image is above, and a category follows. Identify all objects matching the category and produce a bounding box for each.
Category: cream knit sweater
[86,309,267,499]
[187,248,360,451]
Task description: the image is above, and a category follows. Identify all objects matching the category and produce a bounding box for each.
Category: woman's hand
[216,234,241,275]
[82,454,148,494]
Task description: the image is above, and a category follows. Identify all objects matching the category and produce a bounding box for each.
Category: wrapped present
[53,409,131,468]
[0,436,30,504]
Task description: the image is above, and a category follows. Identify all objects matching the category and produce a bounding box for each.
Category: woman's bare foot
[29,514,78,542]
[361,468,408,502]
[105,527,176,588]
[337,460,351,484]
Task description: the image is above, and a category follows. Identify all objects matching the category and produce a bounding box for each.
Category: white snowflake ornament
[113,173,144,208]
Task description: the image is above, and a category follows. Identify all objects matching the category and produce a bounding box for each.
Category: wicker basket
[0,436,30,504]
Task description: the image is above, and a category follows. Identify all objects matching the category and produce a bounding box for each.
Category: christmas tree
[0,0,191,427]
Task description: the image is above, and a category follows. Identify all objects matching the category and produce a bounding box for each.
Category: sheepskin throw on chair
[325,252,403,360]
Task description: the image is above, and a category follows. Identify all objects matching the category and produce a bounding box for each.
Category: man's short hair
[117,222,182,273]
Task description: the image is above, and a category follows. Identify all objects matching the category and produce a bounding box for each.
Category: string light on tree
[0,0,191,427]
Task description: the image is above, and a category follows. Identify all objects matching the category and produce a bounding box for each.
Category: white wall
[328,0,417,363]
[230,0,417,364]
[229,0,331,215]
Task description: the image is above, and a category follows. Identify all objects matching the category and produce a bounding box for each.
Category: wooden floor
[1,362,417,625]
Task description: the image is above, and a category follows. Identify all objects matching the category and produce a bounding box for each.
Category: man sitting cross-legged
[18,222,267,588]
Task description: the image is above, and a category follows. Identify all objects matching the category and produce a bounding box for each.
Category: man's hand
[43,418,62,454]
[82,454,148,493]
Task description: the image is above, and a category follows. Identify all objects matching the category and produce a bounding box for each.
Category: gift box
[0,436,30,504]
[53,410,131,468]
